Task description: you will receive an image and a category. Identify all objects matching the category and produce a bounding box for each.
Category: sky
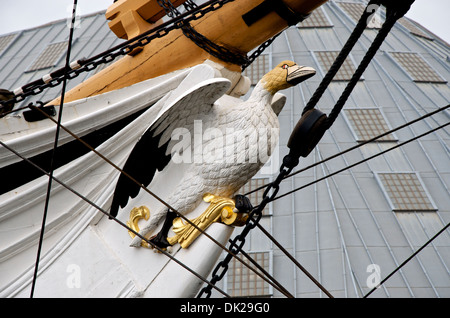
[0,0,449,43]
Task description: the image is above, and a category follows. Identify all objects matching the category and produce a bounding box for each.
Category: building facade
[215,0,450,298]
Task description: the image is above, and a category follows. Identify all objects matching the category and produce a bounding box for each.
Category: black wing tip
[109,204,118,219]
[109,194,124,219]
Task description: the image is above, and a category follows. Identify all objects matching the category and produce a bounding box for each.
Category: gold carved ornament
[126,193,248,249]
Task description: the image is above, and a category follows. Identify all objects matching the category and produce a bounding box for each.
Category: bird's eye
[282,64,289,69]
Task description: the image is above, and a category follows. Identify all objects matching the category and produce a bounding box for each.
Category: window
[297,7,333,28]
[397,17,433,40]
[243,55,269,85]
[238,178,270,215]
[390,52,446,83]
[27,42,67,72]
[376,172,436,211]
[226,251,271,297]
[344,108,397,142]
[0,34,16,54]
[337,1,382,29]
[315,51,358,81]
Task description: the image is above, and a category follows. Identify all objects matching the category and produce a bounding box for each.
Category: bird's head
[261,61,316,95]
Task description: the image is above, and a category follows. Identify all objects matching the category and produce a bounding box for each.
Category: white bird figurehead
[259,60,316,95]
[110,61,316,249]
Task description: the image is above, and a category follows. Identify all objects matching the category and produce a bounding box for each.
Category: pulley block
[285,108,328,166]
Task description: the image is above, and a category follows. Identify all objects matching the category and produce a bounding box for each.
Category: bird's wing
[271,93,286,116]
[110,78,231,217]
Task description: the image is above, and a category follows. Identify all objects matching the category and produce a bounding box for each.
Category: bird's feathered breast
[109,78,231,217]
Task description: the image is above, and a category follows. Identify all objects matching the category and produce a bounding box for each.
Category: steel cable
[1,0,438,299]
[0,137,231,298]
[30,0,78,298]
[24,104,293,298]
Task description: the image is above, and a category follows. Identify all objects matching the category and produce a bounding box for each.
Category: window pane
[298,8,333,28]
[391,52,446,83]
[315,51,357,81]
[227,252,271,297]
[397,17,433,40]
[0,34,16,54]
[243,55,269,85]
[345,108,397,141]
[377,173,436,211]
[337,2,382,29]
[27,42,67,72]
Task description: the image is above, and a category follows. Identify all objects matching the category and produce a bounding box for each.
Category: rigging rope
[30,0,78,298]
[0,0,441,299]
[5,103,447,298]
[0,0,237,107]
[364,218,450,297]
[23,0,251,298]
[0,139,231,298]
[324,1,413,129]
[273,121,450,202]
[24,104,292,298]
[245,104,450,197]
[2,0,298,298]
[301,0,378,116]
[200,0,416,298]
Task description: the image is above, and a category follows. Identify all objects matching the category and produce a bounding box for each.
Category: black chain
[241,32,282,71]
[157,0,181,17]
[197,163,292,298]
[198,0,415,298]
[181,24,249,65]
[156,0,249,65]
[1,0,291,108]
[1,0,236,107]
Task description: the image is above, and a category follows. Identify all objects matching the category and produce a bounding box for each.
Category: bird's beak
[286,65,316,85]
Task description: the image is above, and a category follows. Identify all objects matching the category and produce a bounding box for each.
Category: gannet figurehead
[260,60,316,95]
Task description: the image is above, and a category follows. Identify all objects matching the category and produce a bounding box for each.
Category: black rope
[14,105,449,299]
[30,0,78,298]
[245,104,450,197]
[2,0,426,298]
[301,0,379,116]
[273,121,450,203]
[24,104,292,298]
[325,2,413,128]
[199,1,418,297]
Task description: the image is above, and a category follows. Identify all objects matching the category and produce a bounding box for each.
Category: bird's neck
[248,81,274,108]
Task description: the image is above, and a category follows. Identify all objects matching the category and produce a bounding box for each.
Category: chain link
[242,32,282,71]
[1,0,283,108]
[157,0,249,65]
[197,163,292,298]
[1,0,238,107]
